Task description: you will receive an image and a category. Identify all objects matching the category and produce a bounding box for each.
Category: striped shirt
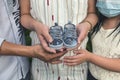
[30,0,88,80]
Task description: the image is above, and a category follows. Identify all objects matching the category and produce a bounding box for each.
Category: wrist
[20,13,37,31]
[21,13,30,17]
[32,20,43,32]
[31,45,42,58]
[86,52,94,62]
[83,21,93,31]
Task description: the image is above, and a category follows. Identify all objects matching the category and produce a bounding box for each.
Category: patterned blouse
[89,27,120,80]
[30,0,88,80]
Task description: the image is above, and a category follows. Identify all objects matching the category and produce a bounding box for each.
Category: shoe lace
[64,26,77,39]
[50,27,63,40]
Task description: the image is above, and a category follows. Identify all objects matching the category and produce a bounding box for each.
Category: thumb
[43,32,53,43]
[77,35,82,44]
[77,31,86,44]
[42,26,53,43]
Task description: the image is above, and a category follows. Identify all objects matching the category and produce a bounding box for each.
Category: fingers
[76,23,88,44]
[77,32,85,44]
[63,56,80,66]
[39,35,56,53]
[63,51,85,66]
[46,50,67,63]
[42,31,53,43]
[66,43,80,52]
[40,25,53,43]
[51,50,67,59]
[50,60,62,64]
[64,55,77,60]
[64,62,78,66]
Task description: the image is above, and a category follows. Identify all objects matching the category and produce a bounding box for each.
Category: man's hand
[32,44,67,63]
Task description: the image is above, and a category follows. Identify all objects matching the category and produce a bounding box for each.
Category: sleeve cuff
[0,38,5,47]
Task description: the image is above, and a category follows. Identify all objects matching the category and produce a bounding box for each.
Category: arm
[20,0,56,53]
[0,41,33,57]
[83,0,98,30]
[89,52,120,72]
[77,0,98,43]
[0,41,66,62]
[63,49,120,72]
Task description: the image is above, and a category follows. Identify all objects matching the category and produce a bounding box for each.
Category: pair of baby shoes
[49,22,77,50]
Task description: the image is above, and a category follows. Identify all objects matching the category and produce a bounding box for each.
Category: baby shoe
[49,23,63,50]
[63,22,77,49]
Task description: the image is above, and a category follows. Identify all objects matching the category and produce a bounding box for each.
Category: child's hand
[63,49,91,66]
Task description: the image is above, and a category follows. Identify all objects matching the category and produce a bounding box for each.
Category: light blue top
[0,0,29,80]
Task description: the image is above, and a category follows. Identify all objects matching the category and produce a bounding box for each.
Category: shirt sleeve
[0,38,5,47]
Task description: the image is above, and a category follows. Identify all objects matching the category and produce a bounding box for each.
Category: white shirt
[0,0,29,80]
[89,27,120,80]
[30,0,88,80]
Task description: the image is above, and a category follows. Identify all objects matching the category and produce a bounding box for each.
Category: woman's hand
[76,22,91,44]
[76,0,98,44]
[33,21,57,53]
[20,0,56,53]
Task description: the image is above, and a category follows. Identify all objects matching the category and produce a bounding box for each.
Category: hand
[76,22,91,44]
[34,22,56,53]
[32,44,67,63]
[63,49,91,66]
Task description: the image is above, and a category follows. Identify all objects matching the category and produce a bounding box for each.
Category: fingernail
[78,41,81,44]
[49,40,53,43]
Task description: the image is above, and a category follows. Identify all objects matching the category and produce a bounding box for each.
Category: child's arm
[63,49,120,72]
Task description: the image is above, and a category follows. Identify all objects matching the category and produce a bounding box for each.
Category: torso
[89,26,120,80]
[30,0,88,80]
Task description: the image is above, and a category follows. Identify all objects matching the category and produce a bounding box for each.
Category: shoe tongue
[64,24,77,38]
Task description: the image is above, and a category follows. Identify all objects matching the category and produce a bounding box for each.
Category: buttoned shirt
[0,0,29,80]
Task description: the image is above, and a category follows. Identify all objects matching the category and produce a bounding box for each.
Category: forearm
[20,0,40,31]
[0,41,33,57]
[20,14,39,31]
[89,53,120,72]
[83,0,98,30]
[84,13,98,29]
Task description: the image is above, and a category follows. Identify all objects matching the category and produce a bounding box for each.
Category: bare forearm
[84,13,98,29]
[0,41,33,57]
[20,14,38,31]
[89,53,120,72]
[84,0,98,30]
[20,0,38,31]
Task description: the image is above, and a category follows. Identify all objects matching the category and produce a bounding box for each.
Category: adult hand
[76,22,91,44]
[34,21,57,53]
[20,0,56,53]
[21,15,56,53]
[32,44,67,63]
[63,49,91,66]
